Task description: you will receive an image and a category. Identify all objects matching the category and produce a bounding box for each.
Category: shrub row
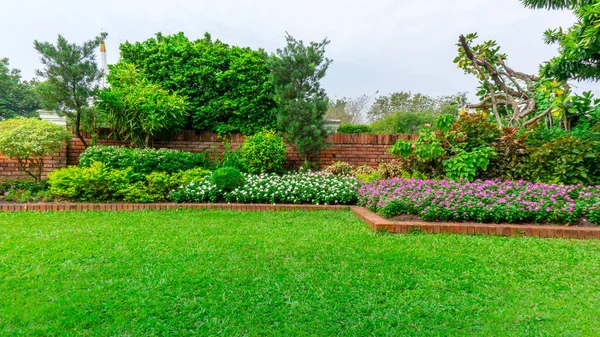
[78,146,210,174]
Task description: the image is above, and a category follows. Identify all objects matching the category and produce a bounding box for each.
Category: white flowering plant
[169,171,359,205]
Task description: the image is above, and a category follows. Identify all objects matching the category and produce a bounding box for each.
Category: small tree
[268,33,331,166]
[96,63,188,148]
[34,32,107,148]
[0,117,72,182]
[0,58,40,120]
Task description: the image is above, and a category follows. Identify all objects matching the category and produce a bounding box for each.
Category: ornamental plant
[170,171,359,205]
[210,167,244,192]
[238,130,287,174]
[358,178,600,225]
[0,117,72,182]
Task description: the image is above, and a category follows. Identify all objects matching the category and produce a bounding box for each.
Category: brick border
[0,203,348,213]
[351,206,600,240]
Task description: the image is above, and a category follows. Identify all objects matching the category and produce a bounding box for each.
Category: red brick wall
[0,131,417,179]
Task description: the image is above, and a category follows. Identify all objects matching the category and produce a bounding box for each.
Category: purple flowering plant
[358,178,600,225]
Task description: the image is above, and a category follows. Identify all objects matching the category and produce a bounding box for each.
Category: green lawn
[1,210,600,336]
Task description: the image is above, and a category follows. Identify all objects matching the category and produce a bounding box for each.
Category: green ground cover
[1,210,599,336]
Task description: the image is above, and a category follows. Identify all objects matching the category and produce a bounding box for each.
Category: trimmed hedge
[78,146,210,174]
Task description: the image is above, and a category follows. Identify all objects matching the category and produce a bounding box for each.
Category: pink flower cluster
[358,178,600,225]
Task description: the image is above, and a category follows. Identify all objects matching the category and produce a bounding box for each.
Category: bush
[337,124,372,134]
[48,162,134,201]
[352,165,382,182]
[172,171,359,205]
[96,63,189,148]
[377,160,410,179]
[171,168,211,187]
[79,146,209,175]
[519,135,600,185]
[324,161,354,176]
[211,167,244,191]
[238,130,287,174]
[370,111,435,134]
[0,117,72,182]
[119,32,277,134]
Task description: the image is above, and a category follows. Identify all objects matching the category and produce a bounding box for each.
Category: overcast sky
[1,0,587,101]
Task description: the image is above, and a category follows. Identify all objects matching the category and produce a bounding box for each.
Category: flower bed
[358,178,600,225]
[170,171,359,205]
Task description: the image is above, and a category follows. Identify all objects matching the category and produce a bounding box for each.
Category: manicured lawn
[1,210,600,336]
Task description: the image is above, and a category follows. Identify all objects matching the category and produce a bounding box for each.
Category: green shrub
[352,165,382,182]
[79,146,209,175]
[337,124,372,134]
[0,117,72,182]
[448,114,502,152]
[370,111,435,134]
[519,135,600,185]
[48,162,134,201]
[377,160,411,179]
[324,161,354,176]
[238,130,287,174]
[210,167,244,191]
[171,168,211,187]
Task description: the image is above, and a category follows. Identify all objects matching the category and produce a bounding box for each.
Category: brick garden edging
[350,206,600,240]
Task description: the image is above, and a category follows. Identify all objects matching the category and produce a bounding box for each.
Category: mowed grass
[1,210,600,336]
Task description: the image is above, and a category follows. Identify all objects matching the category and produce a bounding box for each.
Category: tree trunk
[74,110,88,148]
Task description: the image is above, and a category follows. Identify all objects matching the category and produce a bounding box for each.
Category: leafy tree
[34,32,108,148]
[0,58,40,119]
[522,0,600,81]
[371,111,437,134]
[0,117,72,182]
[96,63,188,148]
[268,34,331,166]
[118,32,277,134]
[367,91,466,122]
[325,94,371,124]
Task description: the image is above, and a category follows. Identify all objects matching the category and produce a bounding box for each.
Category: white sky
[1,0,591,101]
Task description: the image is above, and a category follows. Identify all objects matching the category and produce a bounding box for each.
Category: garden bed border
[351,206,600,239]
[1,203,598,239]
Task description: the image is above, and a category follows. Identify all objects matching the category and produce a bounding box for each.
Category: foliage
[0,117,72,182]
[337,123,372,134]
[238,130,287,174]
[522,0,600,81]
[172,171,359,205]
[210,167,244,192]
[519,135,600,185]
[443,147,497,181]
[96,63,188,147]
[388,114,501,181]
[34,32,107,147]
[323,161,354,176]
[171,168,211,187]
[370,111,436,134]
[325,95,371,124]
[377,160,412,179]
[0,58,40,120]
[268,33,331,164]
[0,179,49,202]
[359,178,600,225]
[214,139,243,170]
[352,165,382,183]
[47,162,134,201]
[367,91,467,122]
[78,146,209,175]
[119,32,277,134]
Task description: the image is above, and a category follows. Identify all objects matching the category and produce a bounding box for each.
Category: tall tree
[119,32,277,134]
[268,33,331,166]
[367,91,466,122]
[34,32,107,148]
[325,94,371,124]
[522,0,600,81]
[0,58,40,119]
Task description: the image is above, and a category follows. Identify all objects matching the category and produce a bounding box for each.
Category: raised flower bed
[358,178,600,226]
